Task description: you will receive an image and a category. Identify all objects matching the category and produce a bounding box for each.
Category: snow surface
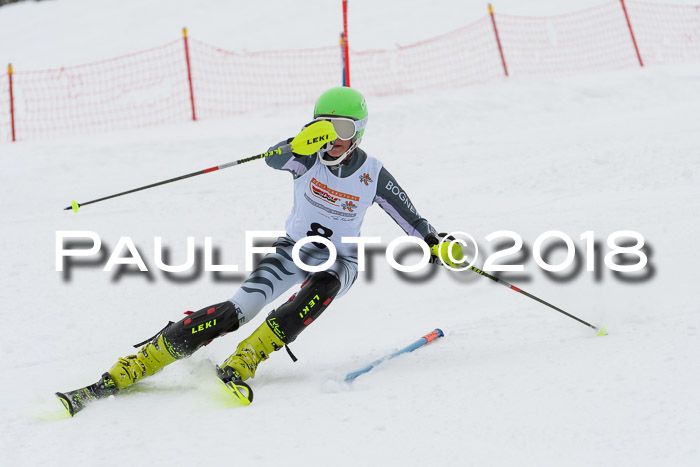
[2,1,700,467]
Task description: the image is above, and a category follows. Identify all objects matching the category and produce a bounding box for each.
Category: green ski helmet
[313,87,368,166]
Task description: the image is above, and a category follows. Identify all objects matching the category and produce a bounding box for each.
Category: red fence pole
[488,4,509,77]
[8,63,16,142]
[620,0,644,67]
[182,28,197,121]
[342,0,351,87]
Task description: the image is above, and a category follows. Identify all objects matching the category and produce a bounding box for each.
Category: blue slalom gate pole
[344,329,444,382]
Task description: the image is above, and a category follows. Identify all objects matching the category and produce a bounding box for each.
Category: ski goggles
[313,116,368,141]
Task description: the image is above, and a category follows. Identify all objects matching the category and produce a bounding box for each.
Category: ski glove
[424,232,443,249]
[291,121,336,157]
[425,232,465,268]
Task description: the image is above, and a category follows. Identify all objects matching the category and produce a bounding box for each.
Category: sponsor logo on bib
[309,178,360,205]
[359,173,373,186]
[311,185,339,204]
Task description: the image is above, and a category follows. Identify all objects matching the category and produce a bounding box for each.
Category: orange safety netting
[628,1,700,64]
[187,39,340,119]
[7,40,190,141]
[2,1,699,142]
[496,2,642,76]
[352,17,505,95]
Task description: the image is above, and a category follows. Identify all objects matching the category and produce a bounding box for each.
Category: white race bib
[285,155,383,255]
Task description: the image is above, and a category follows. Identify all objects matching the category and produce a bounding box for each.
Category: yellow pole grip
[7,63,12,75]
[182,27,188,38]
[488,4,494,14]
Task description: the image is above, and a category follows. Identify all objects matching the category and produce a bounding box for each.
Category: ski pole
[63,121,337,212]
[467,265,606,335]
[344,329,444,382]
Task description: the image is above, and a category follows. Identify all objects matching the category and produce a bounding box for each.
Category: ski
[56,367,252,417]
[55,387,100,417]
[217,379,254,406]
[216,365,254,406]
[55,372,118,417]
[345,329,445,382]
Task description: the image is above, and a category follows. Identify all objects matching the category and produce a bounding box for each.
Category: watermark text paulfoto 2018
[55,230,650,278]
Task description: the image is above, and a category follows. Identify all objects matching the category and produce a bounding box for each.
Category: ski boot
[56,301,242,416]
[106,301,242,389]
[219,321,285,382]
[54,332,176,417]
[217,320,285,405]
[217,271,341,405]
[106,333,178,389]
[55,372,118,417]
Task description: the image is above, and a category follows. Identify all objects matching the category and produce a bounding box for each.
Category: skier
[56,86,459,415]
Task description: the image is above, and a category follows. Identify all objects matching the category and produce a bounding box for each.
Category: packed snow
[1,1,699,466]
